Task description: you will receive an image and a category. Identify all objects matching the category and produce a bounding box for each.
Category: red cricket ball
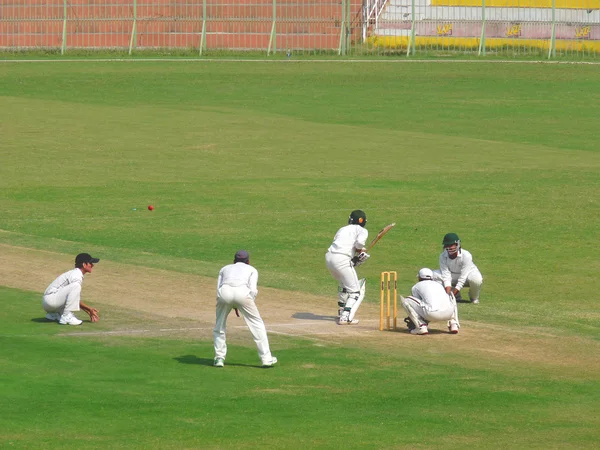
[148,205,154,211]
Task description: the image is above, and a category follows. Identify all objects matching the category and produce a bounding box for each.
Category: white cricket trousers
[402,295,459,326]
[213,284,274,365]
[325,252,361,292]
[325,252,365,320]
[433,269,483,301]
[42,283,81,314]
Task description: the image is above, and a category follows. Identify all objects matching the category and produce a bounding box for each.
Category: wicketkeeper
[402,268,460,335]
[325,210,370,325]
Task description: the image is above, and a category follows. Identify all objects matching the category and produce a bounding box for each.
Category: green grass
[0,60,599,448]
[1,287,598,449]
[1,61,599,330]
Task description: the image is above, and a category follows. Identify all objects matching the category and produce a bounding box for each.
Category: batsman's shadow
[292,312,337,322]
[174,355,257,368]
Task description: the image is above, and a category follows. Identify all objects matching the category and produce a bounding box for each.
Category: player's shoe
[213,357,225,368]
[448,321,459,334]
[410,325,429,335]
[471,299,480,304]
[58,312,82,326]
[337,318,359,325]
[262,356,278,368]
[45,312,60,321]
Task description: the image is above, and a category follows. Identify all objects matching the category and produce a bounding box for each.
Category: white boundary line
[1,58,599,65]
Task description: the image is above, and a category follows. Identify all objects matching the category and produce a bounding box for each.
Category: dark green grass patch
[2,287,598,449]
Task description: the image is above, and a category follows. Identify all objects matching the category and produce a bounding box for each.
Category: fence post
[61,0,67,54]
[346,0,351,55]
[548,0,556,59]
[362,1,367,42]
[407,0,416,56]
[478,0,486,56]
[128,0,137,55]
[268,0,277,55]
[200,0,207,56]
[339,0,346,55]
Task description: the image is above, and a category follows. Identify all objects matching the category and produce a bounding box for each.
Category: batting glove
[352,252,370,267]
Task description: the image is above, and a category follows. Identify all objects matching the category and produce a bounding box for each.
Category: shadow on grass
[174,355,262,368]
[391,328,457,336]
[292,312,337,322]
[31,317,94,324]
[31,317,56,323]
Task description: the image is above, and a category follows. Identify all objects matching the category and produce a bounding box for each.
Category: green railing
[0,0,598,58]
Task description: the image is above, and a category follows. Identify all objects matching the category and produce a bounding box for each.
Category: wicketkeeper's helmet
[348,210,367,227]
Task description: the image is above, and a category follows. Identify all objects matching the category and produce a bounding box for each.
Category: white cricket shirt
[411,279,450,312]
[327,224,368,258]
[438,249,479,290]
[217,262,258,299]
[43,268,84,296]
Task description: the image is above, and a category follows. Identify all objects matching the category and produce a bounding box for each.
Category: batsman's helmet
[348,210,367,227]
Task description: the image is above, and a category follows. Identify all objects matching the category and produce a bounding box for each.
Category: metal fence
[1,0,598,57]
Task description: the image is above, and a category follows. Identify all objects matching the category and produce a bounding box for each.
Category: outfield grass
[1,286,598,449]
[1,60,599,448]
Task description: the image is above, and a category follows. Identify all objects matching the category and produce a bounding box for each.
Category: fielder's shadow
[32,317,54,323]
[174,355,257,368]
[394,329,453,335]
[31,317,93,323]
[292,312,337,322]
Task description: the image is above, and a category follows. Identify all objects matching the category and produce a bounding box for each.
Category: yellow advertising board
[431,0,599,8]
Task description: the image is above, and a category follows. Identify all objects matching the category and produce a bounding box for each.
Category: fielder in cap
[401,268,460,335]
[325,210,370,325]
[213,250,277,368]
[42,253,101,325]
[433,233,483,304]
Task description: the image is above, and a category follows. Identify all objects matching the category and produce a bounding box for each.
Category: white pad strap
[347,279,366,321]
[337,284,349,307]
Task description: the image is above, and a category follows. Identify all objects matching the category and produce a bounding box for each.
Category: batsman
[325,210,370,325]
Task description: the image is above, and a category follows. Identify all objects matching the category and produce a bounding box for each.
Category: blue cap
[234,250,249,263]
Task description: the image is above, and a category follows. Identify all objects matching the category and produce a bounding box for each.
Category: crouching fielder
[434,233,483,304]
[325,210,370,325]
[401,268,460,335]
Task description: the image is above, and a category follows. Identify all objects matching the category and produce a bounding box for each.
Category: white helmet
[418,268,434,280]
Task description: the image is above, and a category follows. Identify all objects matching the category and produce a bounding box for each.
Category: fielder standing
[434,233,483,304]
[402,268,460,335]
[325,210,370,325]
[42,253,100,325]
[213,250,277,368]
